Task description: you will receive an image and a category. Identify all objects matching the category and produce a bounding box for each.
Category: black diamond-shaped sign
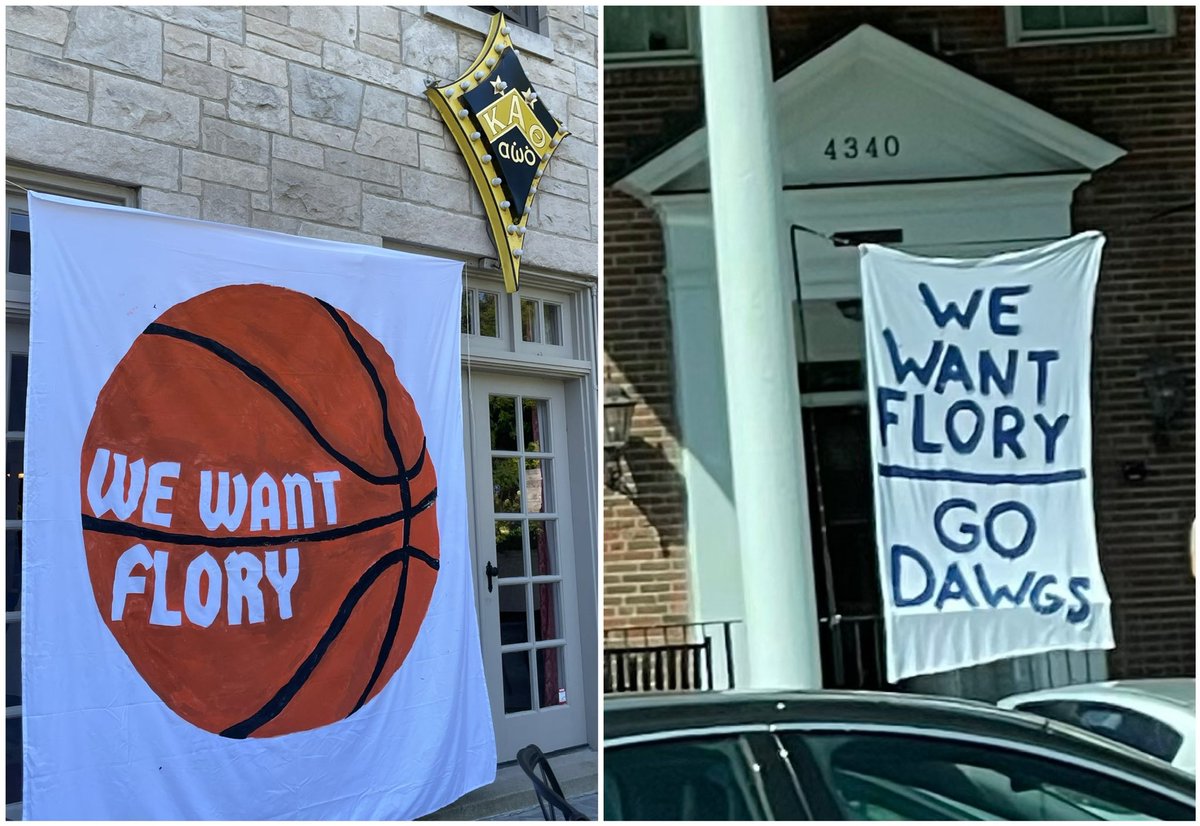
[462,49,559,219]
[426,12,570,293]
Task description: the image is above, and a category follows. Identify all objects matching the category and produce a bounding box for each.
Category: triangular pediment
[620,25,1124,197]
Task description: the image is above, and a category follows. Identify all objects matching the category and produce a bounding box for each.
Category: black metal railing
[603,621,739,694]
[819,613,891,691]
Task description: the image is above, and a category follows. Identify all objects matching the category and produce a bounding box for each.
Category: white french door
[464,371,587,760]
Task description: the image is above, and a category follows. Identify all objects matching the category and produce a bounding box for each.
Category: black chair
[516,744,590,821]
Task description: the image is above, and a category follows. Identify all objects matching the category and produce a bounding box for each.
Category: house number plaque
[824,135,901,160]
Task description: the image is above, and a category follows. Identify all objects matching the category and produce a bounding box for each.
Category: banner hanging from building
[861,233,1114,682]
[23,193,495,818]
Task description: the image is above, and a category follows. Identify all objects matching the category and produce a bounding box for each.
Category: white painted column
[699,6,822,688]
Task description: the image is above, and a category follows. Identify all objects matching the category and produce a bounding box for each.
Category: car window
[778,731,1193,821]
[1011,698,1078,722]
[1016,700,1185,764]
[604,733,770,820]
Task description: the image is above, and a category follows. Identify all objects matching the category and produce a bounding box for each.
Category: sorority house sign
[426,12,569,293]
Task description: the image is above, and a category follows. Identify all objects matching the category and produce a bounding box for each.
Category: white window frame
[1006,6,1176,47]
[6,168,136,315]
[513,285,572,359]
[6,169,136,822]
[463,281,506,341]
[604,7,700,68]
[459,269,583,365]
[382,239,596,378]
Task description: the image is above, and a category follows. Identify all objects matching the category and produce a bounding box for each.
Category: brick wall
[602,191,690,630]
[5,5,598,276]
[603,7,1196,676]
[602,62,703,632]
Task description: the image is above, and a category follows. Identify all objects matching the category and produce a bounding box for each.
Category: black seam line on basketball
[144,322,407,487]
[312,298,418,694]
[220,545,436,740]
[353,554,410,714]
[406,439,427,481]
[312,299,408,481]
[312,298,413,548]
[79,487,437,547]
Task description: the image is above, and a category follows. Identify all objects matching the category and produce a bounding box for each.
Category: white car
[999,679,1195,775]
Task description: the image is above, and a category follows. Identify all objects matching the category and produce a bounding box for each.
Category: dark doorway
[802,403,893,690]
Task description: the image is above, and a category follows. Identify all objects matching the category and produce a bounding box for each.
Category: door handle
[485,561,499,593]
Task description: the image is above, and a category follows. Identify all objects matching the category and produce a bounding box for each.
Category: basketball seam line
[219,544,436,740]
[312,298,418,713]
[407,440,427,480]
[353,554,410,714]
[313,298,410,485]
[144,322,410,487]
[80,487,437,547]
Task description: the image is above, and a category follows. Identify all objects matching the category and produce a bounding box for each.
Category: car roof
[1002,678,1196,713]
[604,689,1057,736]
[604,689,1195,795]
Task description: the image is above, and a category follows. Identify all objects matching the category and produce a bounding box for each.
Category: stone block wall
[5,5,598,279]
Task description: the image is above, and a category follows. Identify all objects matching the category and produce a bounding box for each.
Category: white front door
[464,371,587,760]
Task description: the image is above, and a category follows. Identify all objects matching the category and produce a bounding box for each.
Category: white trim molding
[617,24,1127,199]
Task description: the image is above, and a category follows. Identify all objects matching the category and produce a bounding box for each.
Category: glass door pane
[472,376,585,760]
[488,392,565,714]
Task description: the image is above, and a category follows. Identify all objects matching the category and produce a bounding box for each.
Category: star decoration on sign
[490,77,508,95]
[522,88,538,105]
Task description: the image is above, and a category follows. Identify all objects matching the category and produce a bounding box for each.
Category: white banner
[861,233,1114,683]
[23,193,495,818]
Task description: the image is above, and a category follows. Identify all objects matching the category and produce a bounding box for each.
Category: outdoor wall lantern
[604,385,637,496]
[1140,348,1188,450]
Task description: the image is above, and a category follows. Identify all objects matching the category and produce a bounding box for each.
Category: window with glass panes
[605,7,696,63]
[7,187,32,819]
[460,275,573,356]
[463,285,503,338]
[470,5,542,34]
[520,297,563,346]
[1008,6,1174,45]
[488,392,568,713]
[6,322,27,818]
[6,173,134,820]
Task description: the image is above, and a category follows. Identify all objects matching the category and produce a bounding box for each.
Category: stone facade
[603,7,1196,679]
[6,5,598,278]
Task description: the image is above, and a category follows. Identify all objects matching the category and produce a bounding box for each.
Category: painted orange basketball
[79,284,439,738]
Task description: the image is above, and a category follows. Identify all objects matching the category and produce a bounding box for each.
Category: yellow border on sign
[425,13,570,293]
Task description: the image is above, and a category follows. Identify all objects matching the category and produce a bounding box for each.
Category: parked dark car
[604,691,1197,820]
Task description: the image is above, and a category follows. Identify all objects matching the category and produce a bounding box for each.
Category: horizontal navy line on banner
[878,464,1086,485]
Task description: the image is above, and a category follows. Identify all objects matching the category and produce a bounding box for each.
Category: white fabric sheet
[860,233,1114,682]
[23,193,495,818]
